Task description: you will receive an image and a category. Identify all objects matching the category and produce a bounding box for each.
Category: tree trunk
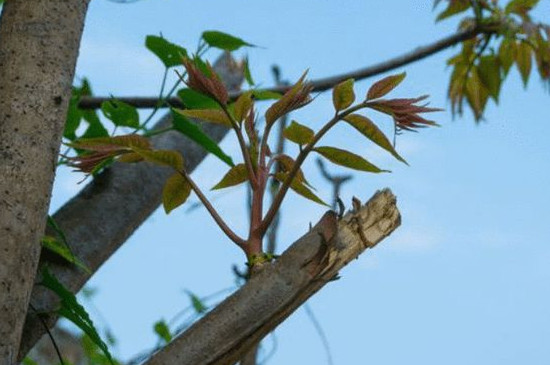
[0,1,90,363]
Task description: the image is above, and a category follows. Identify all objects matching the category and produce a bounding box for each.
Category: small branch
[78,26,490,110]
[142,189,401,365]
[180,170,246,248]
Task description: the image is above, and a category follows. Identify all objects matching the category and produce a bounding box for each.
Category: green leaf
[177,88,219,110]
[283,120,315,145]
[162,173,191,214]
[277,154,313,187]
[477,55,502,102]
[435,0,470,22]
[153,320,172,344]
[134,149,184,171]
[366,72,406,100]
[498,38,517,75]
[202,30,254,51]
[174,108,232,126]
[344,114,407,164]
[41,269,115,365]
[252,90,282,100]
[332,78,355,111]
[22,358,37,365]
[69,135,151,151]
[212,164,249,190]
[274,172,328,206]
[243,57,255,86]
[505,0,539,15]
[232,91,253,122]
[314,146,388,173]
[42,236,90,273]
[516,41,532,86]
[101,99,139,128]
[186,291,208,314]
[171,110,234,166]
[145,35,188,68]
[465,68,489,121]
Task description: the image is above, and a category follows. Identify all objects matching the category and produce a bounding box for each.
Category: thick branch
[0,0,90,363]
[18,55,243,360]
[77,26,488,110]
[144,189,400,365]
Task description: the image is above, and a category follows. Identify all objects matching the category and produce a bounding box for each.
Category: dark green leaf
[202,30,254,51]
[177,88,219,110]
[186,291,208,314]
[243,57,255,86]
[171,110,234,166]
[153,320,172,344]
[283,120,314,145]
[101,99,139,128]
[162,173,191,213]
[477,55,502,102]
[145,35,188,68]
[42,236,90,273]
[314,146,388,173]
[332,78,355,111]
[41,269,115,365]
[344,114,407,164]
[212,164,249,190]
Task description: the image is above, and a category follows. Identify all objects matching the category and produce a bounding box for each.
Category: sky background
[48,1,550,364]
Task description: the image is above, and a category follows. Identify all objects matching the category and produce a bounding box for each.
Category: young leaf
[232,91,254,123]
[177,88,219,110]
[41,269,115,365]
[252,90,282,100]
[212,164,249,190]
[162,173,191,214]
[101,99,139,128]
[134,149,184,171]
[117,152,144,163]
[332,78,355,111]
[498,38,517,75]
[174,108,232,126]
[277,154,312,187]
[69,135,151,151]
[265,71,312,126]
[366,72,406,100]
[145,35,188,68]
[186,291,208,314]
[42,236,90,273]
[465,68,489,121]
[274,172,328,206]
[202,30,254,51]
[505,0,539,15]
[154,320,172,344]
[171,110,234,166]
[516,41,532,86]
[313,146,388,173]
[344,114,407,164]
[283,120,314,145]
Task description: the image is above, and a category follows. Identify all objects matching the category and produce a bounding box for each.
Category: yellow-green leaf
[435,0,470,22]
[265,71,311,126]
[465,68,489,121]
[314,146,388,173]
[117,152,144,163]
[174,108,232,126]
[134,149,184,171]
[332,78,355,111]
[477,55,502,102]
[162,173,191,213]
[366,72,406,100]
[274,172,328,206]
[516,41,532,87]
[232,91,253,123]
[505,0,539,15]
[212,163,249,190]
[69,135,151,152]
[277,154,312,187]
[498,38,517,75]
[283,120,314,145]
[344,114,407,164]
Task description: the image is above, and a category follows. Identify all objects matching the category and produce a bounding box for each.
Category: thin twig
[29,303,66,365]
[304,303,334,365]
[78,26,491,110]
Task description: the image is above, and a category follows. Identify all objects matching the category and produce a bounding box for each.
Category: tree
[2,1,544,364]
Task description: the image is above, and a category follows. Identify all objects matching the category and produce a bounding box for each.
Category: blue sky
[49,1,550,364]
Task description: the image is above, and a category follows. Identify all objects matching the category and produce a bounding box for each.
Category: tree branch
[77,25,489,110]
[18,54,243,360]
[143,189,401,365]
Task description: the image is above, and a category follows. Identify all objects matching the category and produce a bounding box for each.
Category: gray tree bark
[0,1,90,364]
[144,189,400,365]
